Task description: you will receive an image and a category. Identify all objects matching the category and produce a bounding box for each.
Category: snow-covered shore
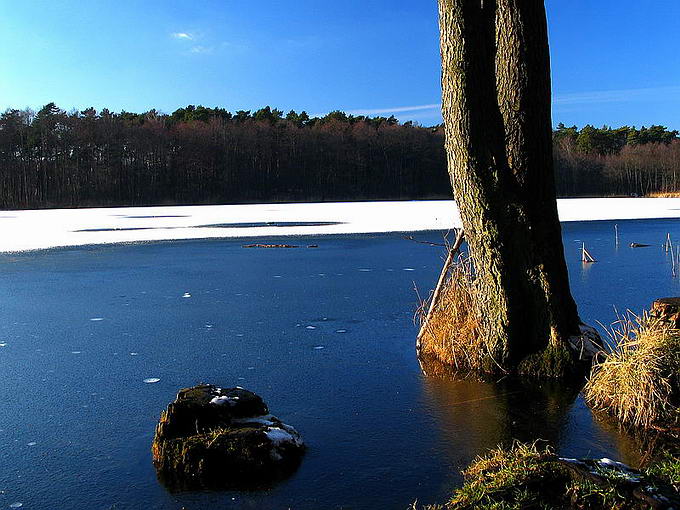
[2,198,680,253]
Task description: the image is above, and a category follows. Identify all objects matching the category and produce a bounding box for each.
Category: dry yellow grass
[647,192,680,198]
[584,312,680,429]
[416,256,488,372]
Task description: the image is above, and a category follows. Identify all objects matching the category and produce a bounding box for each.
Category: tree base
[517,324,602,379]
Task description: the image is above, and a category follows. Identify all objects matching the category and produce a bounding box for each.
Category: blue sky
[0,0,678,128]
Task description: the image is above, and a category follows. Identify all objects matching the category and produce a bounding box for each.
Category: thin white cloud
[346,104,441,115]
[315,85,680,119]
[554,86,680,106]
[314,85,680,120]
[172,32,193,40]
[189,45,213,54]
[313,103,441,118]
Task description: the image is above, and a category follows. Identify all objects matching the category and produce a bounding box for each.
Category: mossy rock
[152,384,305,491]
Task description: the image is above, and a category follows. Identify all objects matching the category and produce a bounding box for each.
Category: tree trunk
[438,0,581,369]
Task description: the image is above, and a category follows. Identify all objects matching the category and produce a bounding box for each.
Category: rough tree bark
[438,0,587,372]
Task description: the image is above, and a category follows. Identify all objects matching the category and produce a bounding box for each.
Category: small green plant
[646,450,680,491]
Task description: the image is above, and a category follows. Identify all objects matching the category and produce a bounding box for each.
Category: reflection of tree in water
[419,357,644,468]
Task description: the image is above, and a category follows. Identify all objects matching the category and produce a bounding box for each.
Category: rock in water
[152,384,305,490]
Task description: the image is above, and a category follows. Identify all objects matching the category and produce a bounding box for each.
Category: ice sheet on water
[143,378,160,384]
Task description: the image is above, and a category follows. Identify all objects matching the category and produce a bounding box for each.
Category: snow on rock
[265,425,304,448]
[210,395,239,406]
[152,384,305,490]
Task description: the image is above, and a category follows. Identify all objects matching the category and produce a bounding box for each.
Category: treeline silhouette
[553,123,680,196]
[0,103,678,209]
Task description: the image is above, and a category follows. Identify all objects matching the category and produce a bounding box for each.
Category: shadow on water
[73,221,345,232]
[418,357,645,469]
[121,215,191,219]
[197,221,344,228]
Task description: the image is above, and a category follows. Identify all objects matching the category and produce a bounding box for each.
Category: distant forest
[0,103,678,209]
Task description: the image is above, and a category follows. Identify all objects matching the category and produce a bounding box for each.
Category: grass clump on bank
[446,442,571,509]
[584,313,680,429]
[418,442,680,509]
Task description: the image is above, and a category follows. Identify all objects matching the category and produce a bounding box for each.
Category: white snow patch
[233,414,276,426]
[4,199,680,253]
[265,426,303,447]
[143,377,161,384]
[209,395,238,406]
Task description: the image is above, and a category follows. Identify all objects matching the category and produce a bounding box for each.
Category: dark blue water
[1,218,679,510]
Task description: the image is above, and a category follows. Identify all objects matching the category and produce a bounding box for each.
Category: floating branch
[630,242,651,248]
[581,243,596,263]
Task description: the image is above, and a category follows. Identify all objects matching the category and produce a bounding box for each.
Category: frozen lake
[1,209,680,508]
[4,198,680,252]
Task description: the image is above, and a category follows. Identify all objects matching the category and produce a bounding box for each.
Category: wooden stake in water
[582,243,596,263]
[666,233,672,253]
[672,250,676,277]
[615,224,619,246]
